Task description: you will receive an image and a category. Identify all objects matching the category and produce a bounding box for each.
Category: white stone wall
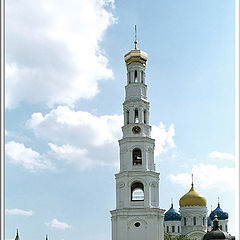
[119,137,155,172]
[111,208,165,240]
[115,171,160,209]
[179,206,208,236]
[164,220,181,236]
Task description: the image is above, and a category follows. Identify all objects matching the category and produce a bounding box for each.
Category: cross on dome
[134,25,138,49]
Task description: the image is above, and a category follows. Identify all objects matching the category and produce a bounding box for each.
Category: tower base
[111,208,165,240]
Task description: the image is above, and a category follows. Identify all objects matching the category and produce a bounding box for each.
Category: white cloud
[6,0,115,109]
[6,208,35,216]
[27,106,175,170]
[5,141,53,171]
[209,150,234,160]
[168,163,235,192]
[48,143,93,171]
[152,122,175,156]
[27,106,122,147]
[45,218,72,230]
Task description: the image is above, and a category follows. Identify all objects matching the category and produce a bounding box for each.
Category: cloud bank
[168,163,235,192]
[6,208,35,216]
[26,106,175,171]
[209,151,234,160]
[5,141,53,171]
[6,0,115,109]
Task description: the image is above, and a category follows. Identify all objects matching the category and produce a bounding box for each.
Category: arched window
[167,226,169,233]
[178,226,180,232]
[172,226,175,233]
[144,110,146,124]
[134,108,139,123]
[193,217,196,225]
[131,182,144,201]
[132,148,142,165]
[141,71,144,83]
[184,217,186,226]
[203,217,205,226]
[126,110,129,124]
[134,70,137,83]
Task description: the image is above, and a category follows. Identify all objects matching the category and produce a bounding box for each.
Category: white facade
[164,220,181,236]
[110,44,165,240]
[179,206,208,240]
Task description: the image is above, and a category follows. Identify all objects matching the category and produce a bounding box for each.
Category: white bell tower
[110,26,165,240]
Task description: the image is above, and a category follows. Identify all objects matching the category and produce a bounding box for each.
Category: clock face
[132,126,141,134]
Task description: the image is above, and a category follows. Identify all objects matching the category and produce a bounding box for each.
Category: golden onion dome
[124,25,148,66]
[124,49,148,66]
[179,183,207,207]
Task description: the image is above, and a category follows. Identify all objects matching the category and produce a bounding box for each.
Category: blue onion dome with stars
[164,203,182,221]
[208,216,211,227]
[210,202,228,221]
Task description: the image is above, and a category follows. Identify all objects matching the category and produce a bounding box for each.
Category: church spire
[15,229,20,240]
[134,25,138,50]
[191,173,194,188]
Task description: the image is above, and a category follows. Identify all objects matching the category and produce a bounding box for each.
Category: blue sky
[5,0,236,240]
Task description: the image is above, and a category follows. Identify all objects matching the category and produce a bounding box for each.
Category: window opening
[184,217,186,226]
[134,222,140,227]
[134,109,139,123]
[178,226,180,233]
[144,110,146,124]
[134,70,137,83]
[193,217,196,225]
[167,226,169,233]
[220,225,222,230]
[128,72,130,84]
[133,148,142,165]
[131,182,144,201]
[126,111,129,124]
[226,225,228,232]
[141,71,144,83]
[203,217,205,226]
[172,226,175,232]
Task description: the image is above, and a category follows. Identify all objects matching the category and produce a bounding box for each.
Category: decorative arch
[186,230,206,240]
[150,181,158,187]
[128,177,146,187]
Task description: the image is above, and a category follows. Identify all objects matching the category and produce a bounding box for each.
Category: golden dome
[124,49,148,66]
[124,25,148,66]
[179,184,207,207]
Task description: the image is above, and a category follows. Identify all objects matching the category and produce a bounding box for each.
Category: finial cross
[134,25,138,49]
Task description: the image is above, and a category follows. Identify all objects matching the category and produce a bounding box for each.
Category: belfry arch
[132,148,142,165]
[131,182,144,201]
